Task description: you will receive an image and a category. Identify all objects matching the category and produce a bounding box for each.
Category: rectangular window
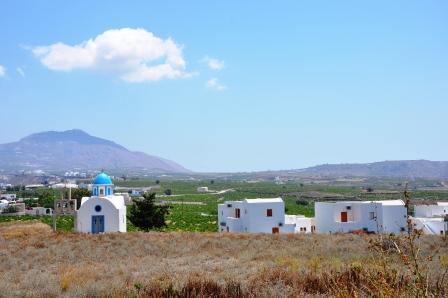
[369,212,375,220]
[267,209,273,217]
[235,208,240,218]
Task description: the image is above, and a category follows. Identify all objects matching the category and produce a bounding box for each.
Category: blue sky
[1,1,447,172]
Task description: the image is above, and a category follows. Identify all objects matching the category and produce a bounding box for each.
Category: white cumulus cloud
[206,78,227,91]
[0,65,6,77]
[32,28,191,82]
[202,56,224,70]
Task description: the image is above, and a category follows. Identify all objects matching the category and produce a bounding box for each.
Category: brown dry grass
[0,222,447,297]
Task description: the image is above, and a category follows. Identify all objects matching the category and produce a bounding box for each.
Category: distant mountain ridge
[0,129,189,173]
[299,160,448,179]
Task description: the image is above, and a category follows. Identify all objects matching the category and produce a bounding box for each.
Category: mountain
[0,129,190,173]
[299,160,448,179]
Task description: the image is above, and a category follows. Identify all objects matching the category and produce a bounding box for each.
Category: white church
[76,172,127,233]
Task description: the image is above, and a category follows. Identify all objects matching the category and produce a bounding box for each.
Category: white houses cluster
[218,198,314,234]
[218,197,448,236]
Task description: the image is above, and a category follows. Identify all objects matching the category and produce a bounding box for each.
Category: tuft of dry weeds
[1,222,447,297]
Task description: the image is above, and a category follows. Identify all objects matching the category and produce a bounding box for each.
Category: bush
[296,199,309,206]
[3,205,18,213]
[128,192,170,231]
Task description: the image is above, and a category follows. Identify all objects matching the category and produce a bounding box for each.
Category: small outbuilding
[197,187,209,193]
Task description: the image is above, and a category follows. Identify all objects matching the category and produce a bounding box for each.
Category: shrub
[128,192,170,231]
[296,199,309,206]
[3,205,18,214]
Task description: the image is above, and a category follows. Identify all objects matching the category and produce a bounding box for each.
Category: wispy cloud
[31,28,192,82]
[16,67,25,77]
[202,56,224,71]
[206,78,227,91]
[0,65,6,77]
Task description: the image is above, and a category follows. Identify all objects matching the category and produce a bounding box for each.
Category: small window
[346,206,351,210]
[369,212,375,220]
[267,209,273,217]
[235,208,241,218]
[303,227,307,232]
[400,227,406,232]
[95,205,102,212]
[100,189,104,195]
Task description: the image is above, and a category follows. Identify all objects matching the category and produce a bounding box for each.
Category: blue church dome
[93,172,113,185]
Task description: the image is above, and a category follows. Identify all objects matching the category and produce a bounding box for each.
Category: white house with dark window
[285,215,316,233]
[0,194,16,201]
[411,202,448,235]
[218,198,300,234]
[76,172,126,233]
[315,200,407,234]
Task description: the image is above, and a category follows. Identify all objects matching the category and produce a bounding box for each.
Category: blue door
[91,215,104,234]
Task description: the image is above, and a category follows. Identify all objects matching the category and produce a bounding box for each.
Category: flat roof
[317,200,405,206]
[412,217,445,222]
[245,198,283,203]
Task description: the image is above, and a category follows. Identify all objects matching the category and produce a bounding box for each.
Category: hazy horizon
[1,1,447,172]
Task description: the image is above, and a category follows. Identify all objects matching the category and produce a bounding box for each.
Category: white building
[285,215,316,233]
[0,199,9,212]
[50,183,79,189]
[315,200,407,234]
[0,194,16,201]
[218,198,300,234]
[26,207,53,216]
[76,172,126,233]
[197,186,209,193]
[412,202,448,235]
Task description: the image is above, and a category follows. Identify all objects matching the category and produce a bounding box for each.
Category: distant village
[1,170,447,236]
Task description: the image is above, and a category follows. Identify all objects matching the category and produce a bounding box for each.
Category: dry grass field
[1,221,448,297]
